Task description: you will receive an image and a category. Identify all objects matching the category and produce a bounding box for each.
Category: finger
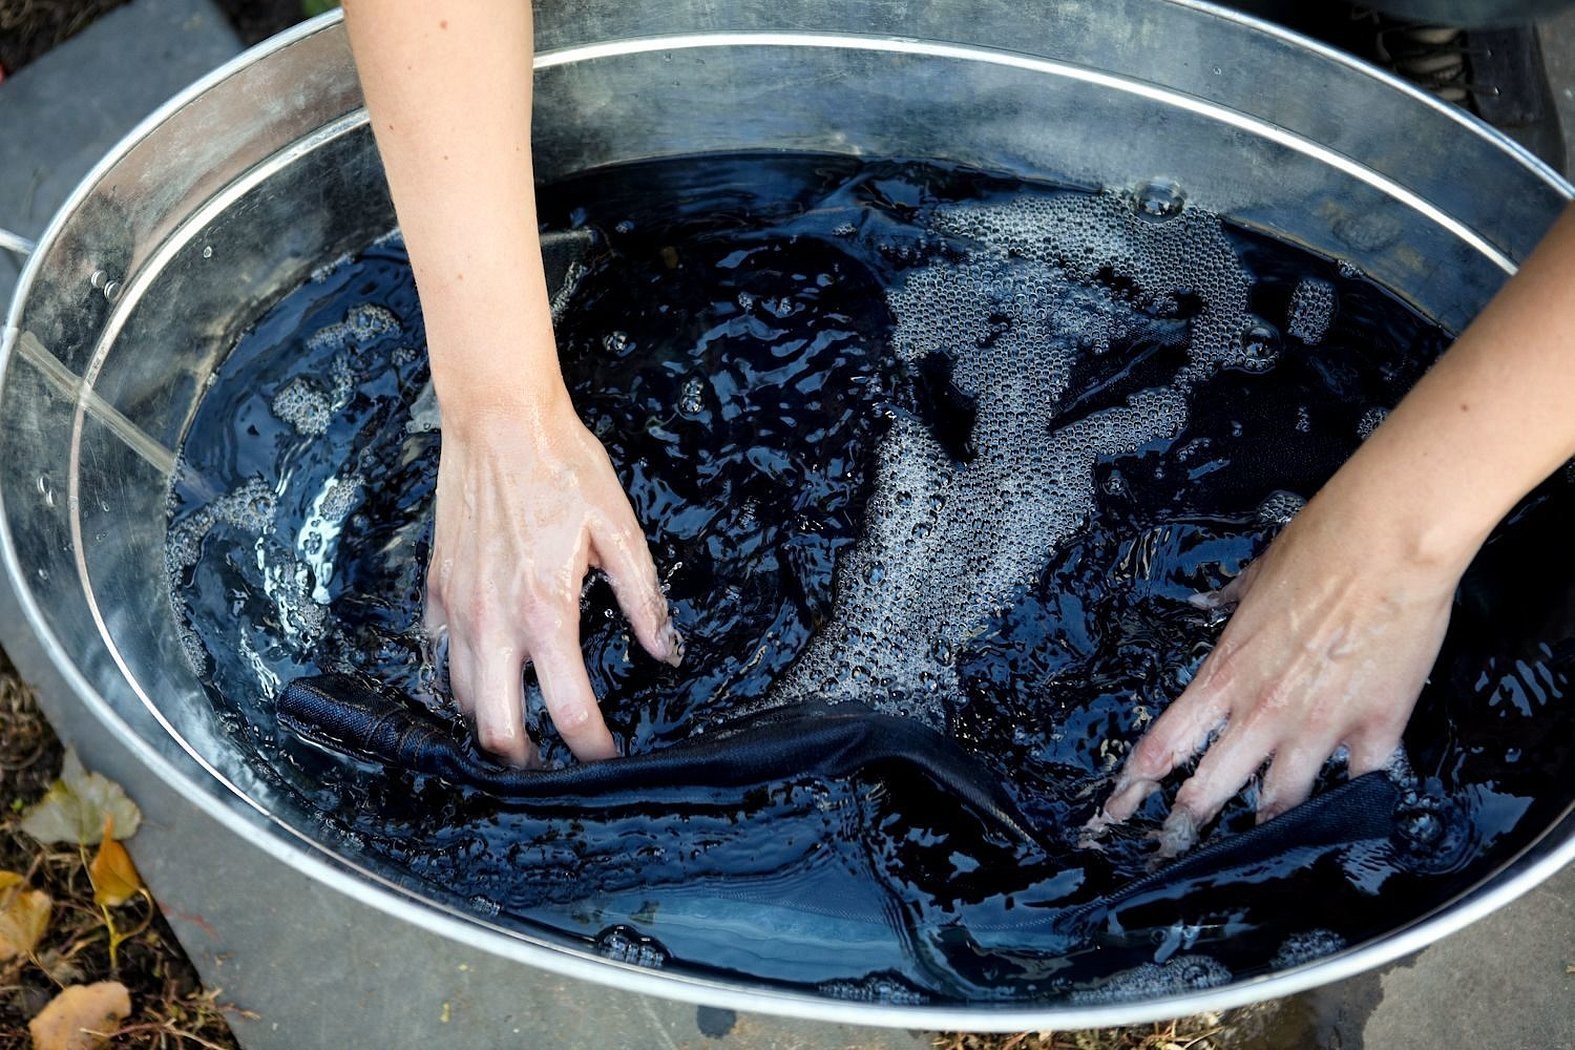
[460,631,536,768]
[445,628,477,718]
[1102,683,1230,822]
[590,513,681,666]
[1187,557,1262,611]
[1345,726,1405,778]
[423,568,453,682]
[423,583,449,636]
[529,617,618,761]
[1255,740,1333,823]
[1167,717,1276,835]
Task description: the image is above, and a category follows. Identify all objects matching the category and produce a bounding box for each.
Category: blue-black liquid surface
[168,155,1575,1003]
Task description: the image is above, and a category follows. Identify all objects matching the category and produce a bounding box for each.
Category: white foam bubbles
[1070,955,1232,1004]
[1271,929,1346,968]
[272,378,331,436]
[1256,490,1306,525]
[773,190,1252,724]
[305,303,401,355]
[1357,406,1388,440]
[1288,276,1336,345]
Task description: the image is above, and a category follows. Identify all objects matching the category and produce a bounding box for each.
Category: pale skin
[344,3,1575,831]
[343,1,681,767]
[1100,205,1575,850]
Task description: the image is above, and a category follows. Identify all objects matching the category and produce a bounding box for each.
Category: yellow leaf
[29,981,131,1050]
[0,870,52,963]
[89,818,142,908]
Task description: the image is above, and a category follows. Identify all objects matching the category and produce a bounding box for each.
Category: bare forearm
[1318,203,1575,570]
[342,0,562,420]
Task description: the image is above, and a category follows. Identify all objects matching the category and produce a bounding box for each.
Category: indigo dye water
[167,155,1575,1003]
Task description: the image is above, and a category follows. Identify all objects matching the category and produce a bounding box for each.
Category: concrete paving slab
[1539,7,1575,173]
[0,0,243,311]
[2,3,1572,1048]
[1361,864,1575,1050]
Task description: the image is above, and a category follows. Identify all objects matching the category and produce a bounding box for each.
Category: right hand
[425,389,682,766]
[1092,480,1464,854]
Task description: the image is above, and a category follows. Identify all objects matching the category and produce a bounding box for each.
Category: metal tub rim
[4,5,1574,1030]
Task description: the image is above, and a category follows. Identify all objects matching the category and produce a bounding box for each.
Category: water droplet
[1133,178,1185,221]
[677,375,706,416]
[1237,322,1281,373]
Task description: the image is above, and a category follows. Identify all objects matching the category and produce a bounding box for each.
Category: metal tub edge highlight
[3,1,1572,1039]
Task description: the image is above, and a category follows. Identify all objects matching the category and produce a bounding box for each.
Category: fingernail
[1103,775,1156,822]
[1153,809,1199,859]
[659,621,685,667]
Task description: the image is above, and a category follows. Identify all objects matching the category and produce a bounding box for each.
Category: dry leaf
[19,751,142,846]
[88,818,142,908]
[0,870,52,962]
[28,981,131,1050]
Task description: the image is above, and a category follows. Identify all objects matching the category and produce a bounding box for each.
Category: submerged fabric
[280,670,1424,990]
[279,673,1039,844]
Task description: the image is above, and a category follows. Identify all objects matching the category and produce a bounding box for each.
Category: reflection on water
[166,155,1575,1002]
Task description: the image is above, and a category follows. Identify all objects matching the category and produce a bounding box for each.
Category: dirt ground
[0,653,245,1047]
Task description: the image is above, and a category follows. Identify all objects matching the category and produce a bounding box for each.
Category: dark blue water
[167,155,1575,1003]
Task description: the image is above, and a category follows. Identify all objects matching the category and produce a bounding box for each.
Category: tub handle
[0,228,36,259]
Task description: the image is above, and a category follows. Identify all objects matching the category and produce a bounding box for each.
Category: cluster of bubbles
[304,301,401,355]
[166,477,277,574]
[166,478,279,672]
[595,925,671,969]
[1068,955,1232,1004]
[1288,276,1337,346]
[170,296,408,674]
[271,377,332,437]
[1356,405,1388,441]
[818,972,930,1006]
[775,189,1252,723]
[1256,489,1307,526]
[1270,929,1347,969]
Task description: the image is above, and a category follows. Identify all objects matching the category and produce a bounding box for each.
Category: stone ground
[1,2,1572,1048]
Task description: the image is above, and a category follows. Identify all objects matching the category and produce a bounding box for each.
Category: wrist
[433,365,576,436]
[1307,459,1488,581]
[422,294,571,428]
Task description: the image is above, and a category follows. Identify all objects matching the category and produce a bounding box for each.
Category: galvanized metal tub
[2,0,1572,1037]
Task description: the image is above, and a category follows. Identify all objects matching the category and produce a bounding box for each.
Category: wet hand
[1094,490,1466,855]
[425,394,681,766]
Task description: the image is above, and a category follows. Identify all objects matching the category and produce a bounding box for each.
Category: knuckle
[474,719,522,757]
[1127,733,1175,778]
[1172,778,1214,816]
[553,700,593,732]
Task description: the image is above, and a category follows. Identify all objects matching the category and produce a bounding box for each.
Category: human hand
[1094,486,1468,855]
[425,392,681,766]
